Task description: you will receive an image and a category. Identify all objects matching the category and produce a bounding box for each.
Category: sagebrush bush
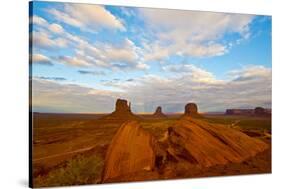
[34,154,104,187]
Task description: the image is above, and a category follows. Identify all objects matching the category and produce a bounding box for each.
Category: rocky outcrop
[183,103,202,118]
[165,117,269,167]
[153,106,167,118]
[225,107,271,116]
[254,107,265,115]
[185,103,198,115]
[225,109,254,115]
[102,99,139,121]
[102,121,159,182]
[115,99,131,113]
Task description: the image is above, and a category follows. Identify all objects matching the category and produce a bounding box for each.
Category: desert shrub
[34,154,104,187]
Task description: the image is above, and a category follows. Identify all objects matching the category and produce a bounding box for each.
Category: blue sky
[30,1,272,113]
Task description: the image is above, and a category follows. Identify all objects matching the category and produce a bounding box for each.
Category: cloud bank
[32,65,271,113]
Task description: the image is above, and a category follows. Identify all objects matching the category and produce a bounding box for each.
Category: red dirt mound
[102,121,158,182]
[166,117,269,167]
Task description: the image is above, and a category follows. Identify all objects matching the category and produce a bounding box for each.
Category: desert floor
[32,113,271,187]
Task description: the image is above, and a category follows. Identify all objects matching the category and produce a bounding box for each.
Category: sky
[30,1,272,113]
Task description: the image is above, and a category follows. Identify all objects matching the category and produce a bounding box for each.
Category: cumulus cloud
[32,15,147,70]
[64,37,148,70]
[47,4,125,32]
[49,23,64,34]
[162,64,222,84]
[32,78,122,113]
[228,65,272,81]
[106,65,271,113]
[57,55,90,66]
[33,15,48,26]
[32,15,69,50]
[139,8,254,60]
[32,65,271,113]
[143,42,227,61]
[141,9,253,42]
[32,53,53,66]
[32,30,68,49]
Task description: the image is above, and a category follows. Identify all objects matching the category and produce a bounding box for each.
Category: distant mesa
[153,106,167,118]
[254,107,265,115]
[225,109,253,116]
[225,107,271,116]
[102,121,159,182]
[102,98,140,121]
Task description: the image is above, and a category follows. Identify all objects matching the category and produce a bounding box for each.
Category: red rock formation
[103,99,139,121]
[115,99,131,113]
[254,107,265,115]
[185,103,198,115]
[166,117,269,167]
[102,121,158,182]
[153,106,167,118]
[225,107,271,116]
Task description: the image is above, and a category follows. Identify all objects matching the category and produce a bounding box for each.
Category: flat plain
[32,112,271,187]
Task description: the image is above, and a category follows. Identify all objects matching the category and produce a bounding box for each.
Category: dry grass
[34,154,103,187]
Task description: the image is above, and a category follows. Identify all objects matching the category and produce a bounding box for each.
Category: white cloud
[58,55,90,66]
[33,15,48,26]
[32,15,147,70]
[141,9,253,42]
[47,4,125,32]
[49,23,64,34]
[32,78,121,113]
[143,41,227,61]
[33,15,64,34]
[163,64,221,84]
[139,8,254,60]
[136,62,150,70]
[33,31,68,49]
[66,37,148,70]
[32,53,52,65]
[32,65,271,113]
[107,65,271,113]
[228,65,272,81]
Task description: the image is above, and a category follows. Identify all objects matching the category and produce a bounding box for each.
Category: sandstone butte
[183,102,202,118]
[153,106,167,118]
[102,99,139,121]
